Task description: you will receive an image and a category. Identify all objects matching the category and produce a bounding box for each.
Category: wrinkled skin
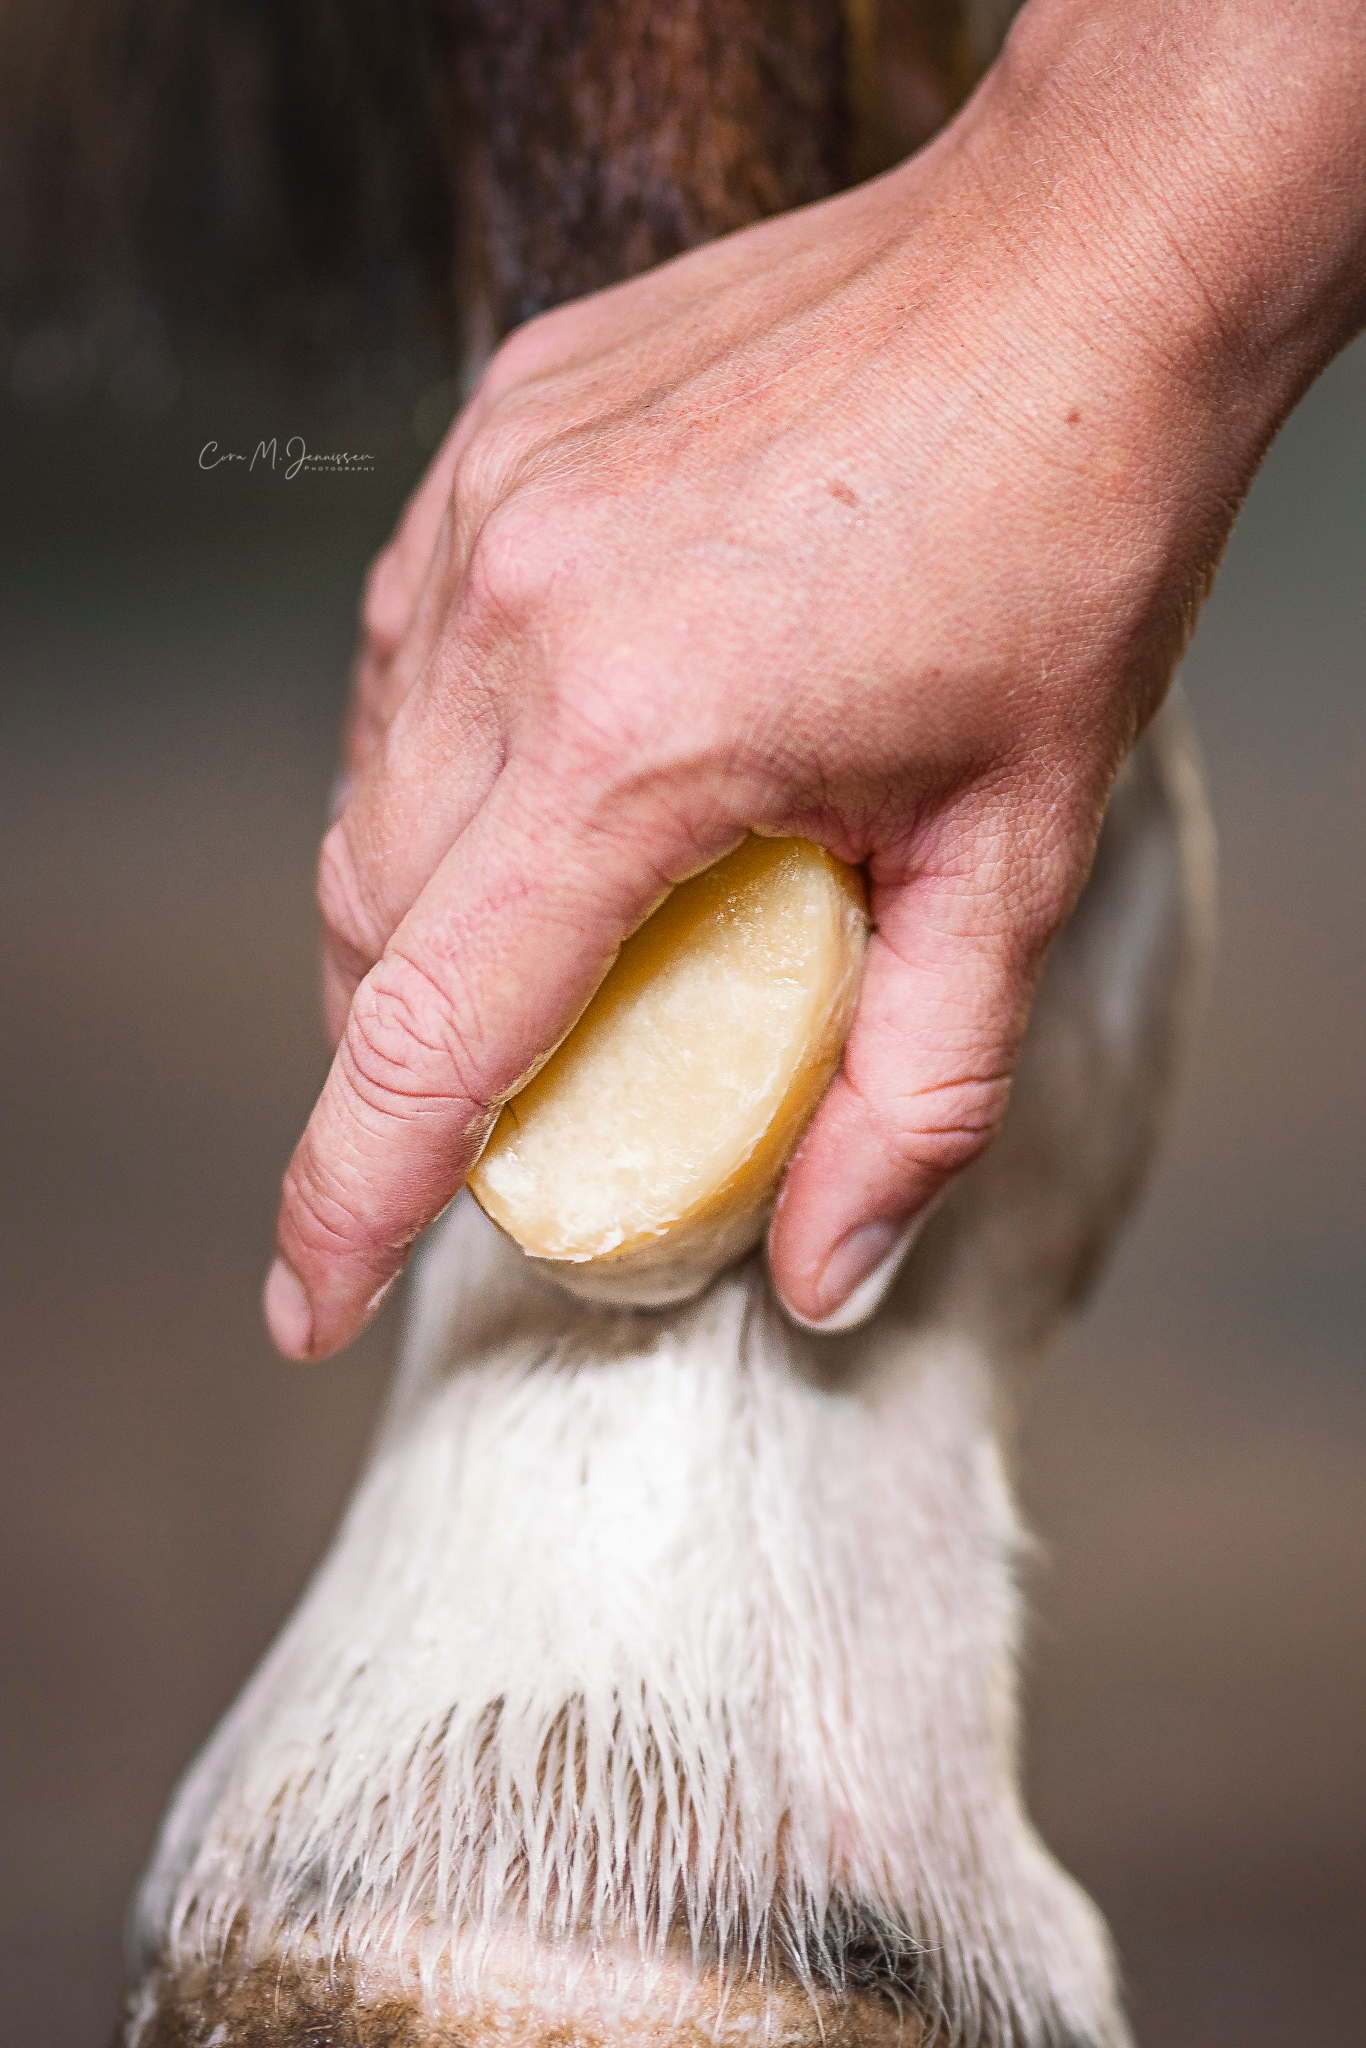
[265,0,1365,1359]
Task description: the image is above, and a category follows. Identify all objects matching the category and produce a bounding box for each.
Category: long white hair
[129,711,1211,2047]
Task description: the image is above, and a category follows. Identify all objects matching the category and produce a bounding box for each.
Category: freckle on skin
[827,479,858,507]
[1065,409,1082,425]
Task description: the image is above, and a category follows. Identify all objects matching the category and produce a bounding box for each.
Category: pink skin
[264,0,1365,1359]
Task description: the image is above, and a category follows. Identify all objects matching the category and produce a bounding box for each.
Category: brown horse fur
[0,3,1011,380]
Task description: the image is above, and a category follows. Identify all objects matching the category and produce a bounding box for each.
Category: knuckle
[359,545,406,659]
[883,1068,1014,1183]
[996,784,1100,947]
[1009,789,1098,928]
[460,489,573,627]
[1039,816,1098,929]
[316,827,380,968]
[281,1144,373,1267]
[342,952,483,1118]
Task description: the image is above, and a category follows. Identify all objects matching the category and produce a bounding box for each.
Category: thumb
[767,819,1074,1329]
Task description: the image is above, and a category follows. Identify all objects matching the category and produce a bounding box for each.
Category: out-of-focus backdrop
[2,38,1363,2048]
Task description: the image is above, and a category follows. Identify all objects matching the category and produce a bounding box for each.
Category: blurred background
[2,10,1363,2046]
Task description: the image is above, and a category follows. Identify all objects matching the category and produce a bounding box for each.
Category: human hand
[264,20,1360,1360]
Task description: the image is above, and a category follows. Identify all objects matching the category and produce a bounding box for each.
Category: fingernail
[792,1214,924,1334]
[264,1258,313,1359]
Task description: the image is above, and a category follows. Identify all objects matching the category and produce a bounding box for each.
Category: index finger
[266,767,721,1359]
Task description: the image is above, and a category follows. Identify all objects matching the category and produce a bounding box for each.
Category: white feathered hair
[129,711,1211,2048]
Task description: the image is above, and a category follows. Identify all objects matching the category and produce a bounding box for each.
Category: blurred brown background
[2,213,1363,2048]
